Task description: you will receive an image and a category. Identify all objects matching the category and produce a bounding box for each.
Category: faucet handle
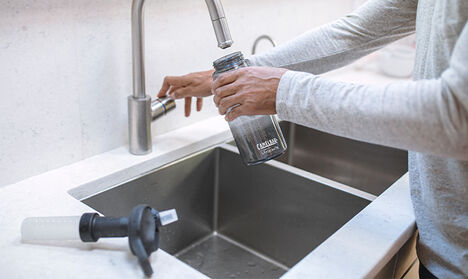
[151,96,176,121]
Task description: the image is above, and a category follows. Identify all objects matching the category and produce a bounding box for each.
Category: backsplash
[0,0,353,187]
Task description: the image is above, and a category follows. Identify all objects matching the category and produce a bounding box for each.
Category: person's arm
[159,0,418,117]
[157,70,214,117]
[249,0,417,74]
[274,22,468,160]
[213,22,468,160]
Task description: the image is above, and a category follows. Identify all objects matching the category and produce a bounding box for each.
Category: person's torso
[410,1,468,278]
[414,0,467,79]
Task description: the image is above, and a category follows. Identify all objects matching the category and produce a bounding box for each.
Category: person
[158,0,467,278]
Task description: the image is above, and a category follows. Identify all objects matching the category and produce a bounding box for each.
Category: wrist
[206,69,215,96]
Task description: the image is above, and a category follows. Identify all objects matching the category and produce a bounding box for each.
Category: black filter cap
[78,204,176,277]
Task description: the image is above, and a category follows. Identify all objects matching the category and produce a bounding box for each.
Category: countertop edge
[281,173,416,279]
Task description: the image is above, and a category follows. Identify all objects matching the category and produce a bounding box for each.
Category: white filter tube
[21,216,81,242]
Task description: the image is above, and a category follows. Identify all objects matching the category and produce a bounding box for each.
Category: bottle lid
[213,51,244,71]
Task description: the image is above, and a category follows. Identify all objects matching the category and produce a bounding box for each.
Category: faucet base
[128,96,152,155]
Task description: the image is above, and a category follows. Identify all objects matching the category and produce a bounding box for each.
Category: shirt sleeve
[276,22,468,160]
[248,0,417,74]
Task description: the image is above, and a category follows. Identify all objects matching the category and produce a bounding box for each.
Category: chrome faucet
[128,0,233,155]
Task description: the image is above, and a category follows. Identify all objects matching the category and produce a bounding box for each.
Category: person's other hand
[158,69,214,117]
[212,67,287,121]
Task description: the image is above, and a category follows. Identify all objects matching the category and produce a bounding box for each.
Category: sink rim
[70,143,377,203]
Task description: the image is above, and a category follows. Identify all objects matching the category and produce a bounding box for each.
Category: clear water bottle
[213,51,287,166]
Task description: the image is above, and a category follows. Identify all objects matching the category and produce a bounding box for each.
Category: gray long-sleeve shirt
[249,0,468,278]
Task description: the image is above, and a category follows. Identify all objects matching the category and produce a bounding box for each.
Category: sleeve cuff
[276,70,300,121]
[245,56,257,67]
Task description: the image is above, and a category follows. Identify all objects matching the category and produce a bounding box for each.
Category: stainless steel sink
[276,122,408,196]
[81,146,371,279]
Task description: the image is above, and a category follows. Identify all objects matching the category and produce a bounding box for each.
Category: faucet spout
[205,0,233,49]
[128,0,233,155]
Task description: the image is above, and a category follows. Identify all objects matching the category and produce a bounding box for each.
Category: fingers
[213,82,239,106]
[184,97,192,117]
[158,78,171,97]
[225,105,245,122]
[158,76,188,97]
[196,98,203,111]
[212,71,238,93]
[184,97,203,117]
[218,95,242,115]
[170,87,194,99]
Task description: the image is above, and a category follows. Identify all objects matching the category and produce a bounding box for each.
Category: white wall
[0,0,354,187]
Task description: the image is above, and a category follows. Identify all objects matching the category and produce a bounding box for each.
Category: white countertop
[0,116,231,279]
[0,69,416,279]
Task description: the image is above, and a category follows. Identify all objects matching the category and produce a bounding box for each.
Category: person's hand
[212,67,288,121]
[158,69,214,117]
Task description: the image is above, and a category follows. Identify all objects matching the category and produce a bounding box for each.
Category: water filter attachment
[21,204,178,277]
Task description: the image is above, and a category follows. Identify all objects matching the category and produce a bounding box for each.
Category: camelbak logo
[256,138,278,150]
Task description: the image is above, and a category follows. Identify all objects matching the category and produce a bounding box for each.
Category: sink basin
[81,146,371,279]
[276,122,408,196]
